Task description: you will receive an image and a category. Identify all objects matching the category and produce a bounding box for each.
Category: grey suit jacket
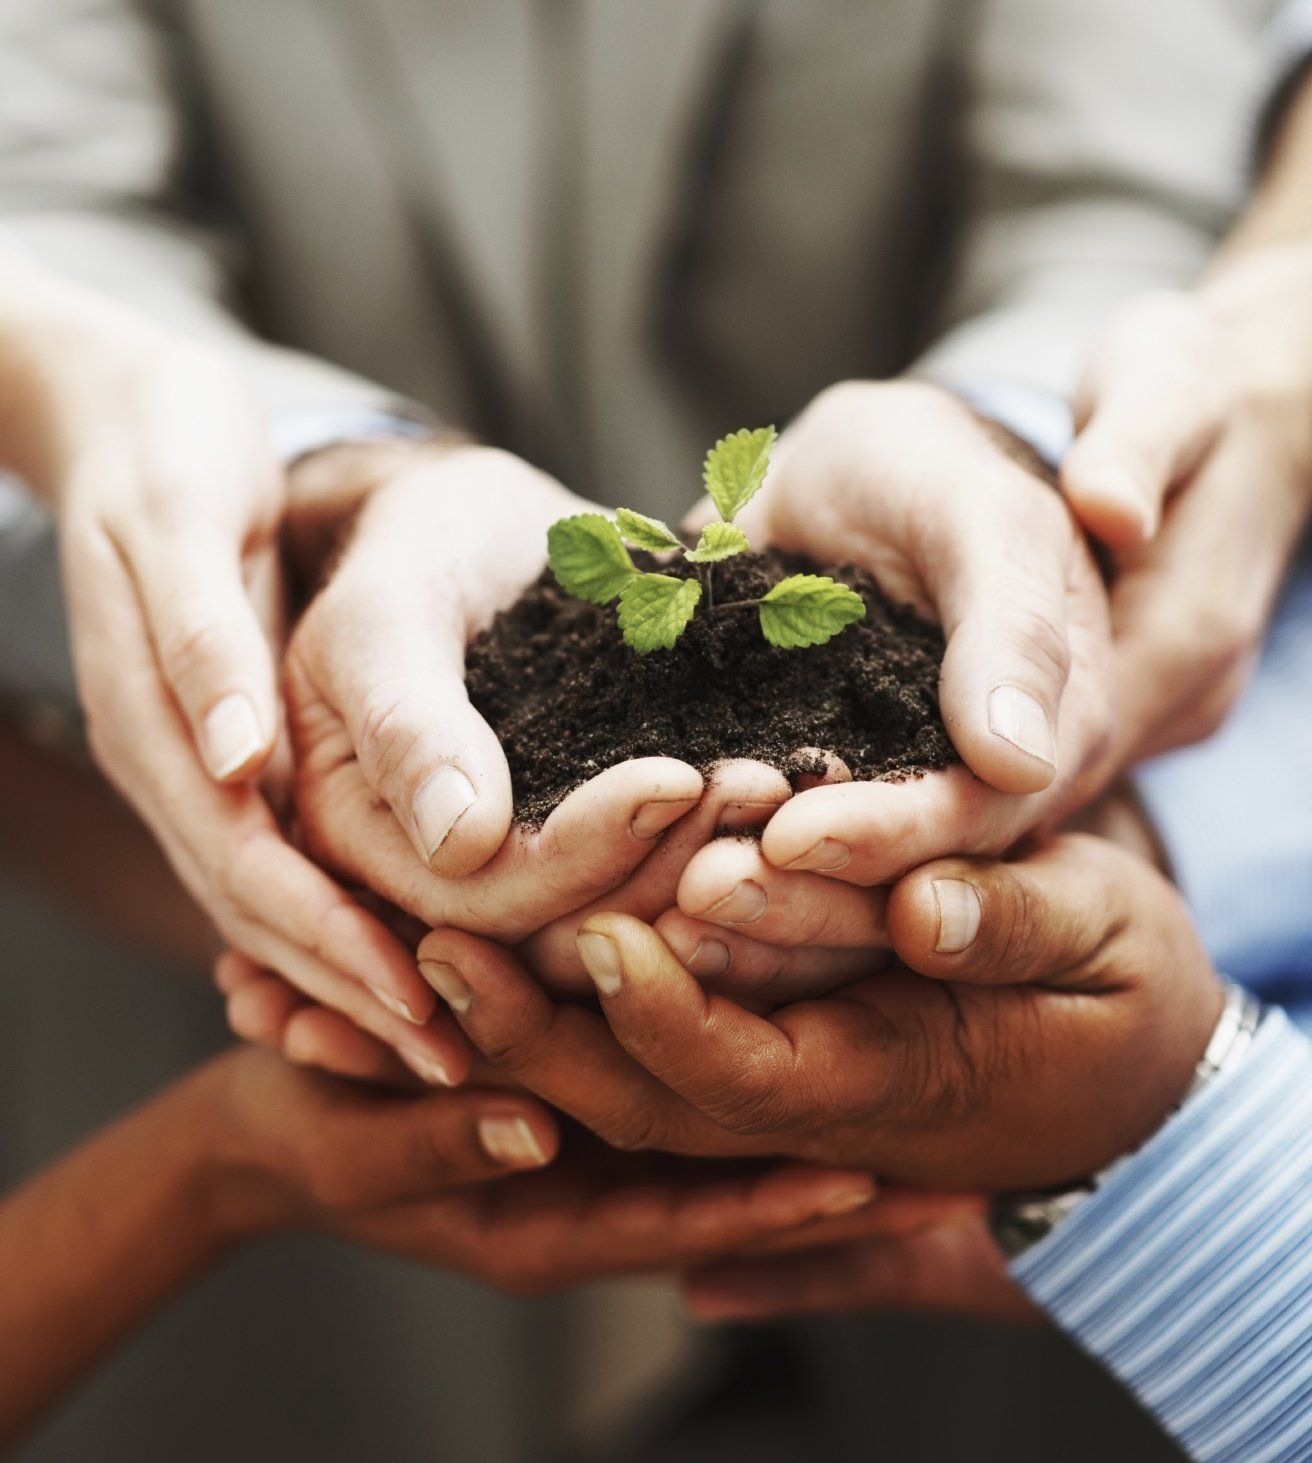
[0,0,1274,520]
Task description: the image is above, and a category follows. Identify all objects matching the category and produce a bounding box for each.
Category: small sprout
[545,426,866,654]
[616,508,682,552]
[618,574,703,652]
[759,574,867,648]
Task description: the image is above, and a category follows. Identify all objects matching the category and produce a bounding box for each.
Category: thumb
[930,483,1075,795]
[1062,291,1226,550]
[132,530,280,782]
[305,577,515,878]
[886,834,1139,987]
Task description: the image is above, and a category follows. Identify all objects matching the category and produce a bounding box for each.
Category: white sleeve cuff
[267,406,436,464]
[950,380,1074,468]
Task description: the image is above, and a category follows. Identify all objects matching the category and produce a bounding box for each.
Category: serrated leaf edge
[702,425,777,523]
[615,507,682,552]
[546,513,636,605]
[617,573,702,654]
[759,573,866,649]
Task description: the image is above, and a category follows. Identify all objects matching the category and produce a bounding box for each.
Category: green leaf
[759,574,866,649]
[617,573,702,653]
[615,507,682,552]
[685,521,750,563]
[702,426,777,523]
[547,513,636,604]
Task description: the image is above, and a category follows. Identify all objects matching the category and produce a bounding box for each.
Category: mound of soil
[465,548,955,823]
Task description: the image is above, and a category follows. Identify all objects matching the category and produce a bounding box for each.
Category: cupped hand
[199,1042,938,1294]
[285,443,803,994]
[419,833,1221,1190]
[689,380,1114,889]
[0,267,458,1071]
[212,757,800,1076]
[1061,249,1312,763]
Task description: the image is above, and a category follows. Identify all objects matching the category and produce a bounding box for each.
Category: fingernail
[933,879,982,953]
[367,982,426,1026]
[202,692,264,779]
[687,938,731,977]
[987,685,1056,769]
[631,797,698,839]
[478,1115,549,1168]
[784,838,851,873]
[418,959,472,1013]
[702,879,767,925]
[577,931,623,996]
[400,1046,456,1087]
[413,766,477,861]
[819,1182,878,1217]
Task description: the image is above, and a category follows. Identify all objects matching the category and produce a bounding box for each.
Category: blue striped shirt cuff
[1014,1008,1312,1461]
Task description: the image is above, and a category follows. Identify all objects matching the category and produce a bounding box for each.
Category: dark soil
[465,548,955,823]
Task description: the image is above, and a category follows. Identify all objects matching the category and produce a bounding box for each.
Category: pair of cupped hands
[30,247,1312,1313]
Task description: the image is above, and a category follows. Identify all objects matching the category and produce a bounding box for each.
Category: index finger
[571,913,902,1145]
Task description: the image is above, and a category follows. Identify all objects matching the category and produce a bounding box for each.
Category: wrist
[180,1051,305,1245]
[282,430,473,598]
[992,982,1257,1259]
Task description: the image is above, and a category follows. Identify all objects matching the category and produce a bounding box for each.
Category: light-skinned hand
[0,261,451,1071]
[284,444,805,1015]
[1061,247,1312,763]
[684,381,1114,892]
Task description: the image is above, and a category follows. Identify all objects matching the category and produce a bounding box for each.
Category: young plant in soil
[545,426,867,652]
[463,428,955,823]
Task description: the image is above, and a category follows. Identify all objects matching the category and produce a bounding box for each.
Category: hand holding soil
[268,388,1119,1068]
[419,833,1223,1191]
[278,442,813,1066]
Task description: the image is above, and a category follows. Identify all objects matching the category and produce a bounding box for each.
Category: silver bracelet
[991,983,1264,1261]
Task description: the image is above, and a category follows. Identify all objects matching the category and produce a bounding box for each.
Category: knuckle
[471,1018,555,1082]
[158,615,244,689]
[702,1081,794,1136]
[682,1036,800,1134]
[984,873,1039,976]
[406,1124,460,1184]
[354,685,425,790]
[1001,605,1071,690]
[599,1100,668,1153]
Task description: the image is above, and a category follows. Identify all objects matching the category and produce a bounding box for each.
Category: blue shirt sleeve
[1134,555,1312,1012]
[1015,1008,1312,1462]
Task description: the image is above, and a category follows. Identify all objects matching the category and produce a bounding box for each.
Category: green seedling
[546,427,866,653]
